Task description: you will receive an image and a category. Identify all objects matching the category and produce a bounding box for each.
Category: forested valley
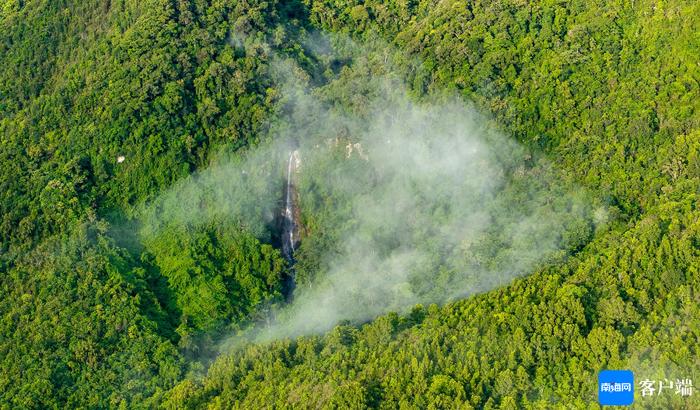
[0,0,698,408]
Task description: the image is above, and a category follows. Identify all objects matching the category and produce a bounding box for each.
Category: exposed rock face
[345,142,368,160]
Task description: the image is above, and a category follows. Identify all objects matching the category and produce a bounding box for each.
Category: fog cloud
[247,69,593,342]
[143,35,596,347]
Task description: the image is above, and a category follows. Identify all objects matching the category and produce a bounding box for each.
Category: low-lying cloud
[142,35,597,347]
[248,69,594,342]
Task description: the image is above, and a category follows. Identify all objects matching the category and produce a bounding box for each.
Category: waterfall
[282,151,296,260]
[280,150,300,301]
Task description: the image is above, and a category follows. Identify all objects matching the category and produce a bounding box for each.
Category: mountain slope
[0,0,698,408]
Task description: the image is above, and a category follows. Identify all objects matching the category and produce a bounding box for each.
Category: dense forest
[1,0,698,408]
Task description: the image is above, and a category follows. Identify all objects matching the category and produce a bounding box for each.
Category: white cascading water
[282,151,298,261]
[281,150,300,301]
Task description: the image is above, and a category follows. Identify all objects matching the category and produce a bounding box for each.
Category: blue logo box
[598,370,634,406]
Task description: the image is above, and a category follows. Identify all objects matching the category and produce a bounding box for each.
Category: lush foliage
[1,0,698,408]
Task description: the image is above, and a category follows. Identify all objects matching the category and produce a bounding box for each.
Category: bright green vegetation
[1,0,699,408]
